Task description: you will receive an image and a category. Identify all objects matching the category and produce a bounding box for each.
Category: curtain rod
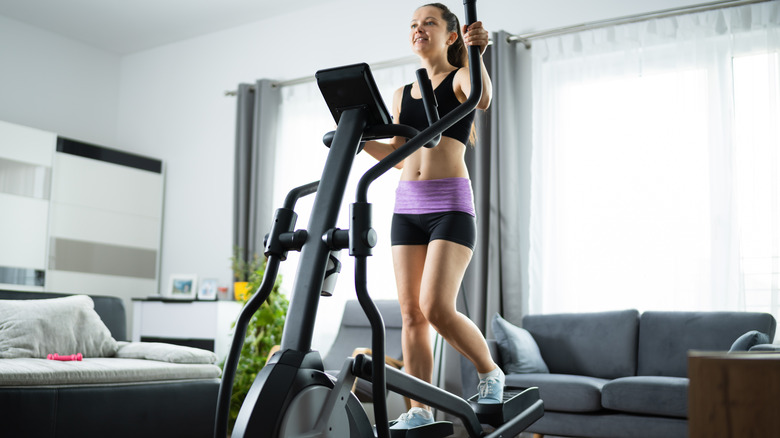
[226,0,768,95]
[508,0,771,49]
[225,55,418,96]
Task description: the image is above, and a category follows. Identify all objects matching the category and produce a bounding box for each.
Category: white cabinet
[1,120,164,332]
[0,121,55,291]
[132,299,243,362]
[46,137,164,302]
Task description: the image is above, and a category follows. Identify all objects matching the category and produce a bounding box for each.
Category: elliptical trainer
[214,2,544,437]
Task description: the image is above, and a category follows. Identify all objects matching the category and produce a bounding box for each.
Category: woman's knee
[400,305,428,330]
[419,300,456,330]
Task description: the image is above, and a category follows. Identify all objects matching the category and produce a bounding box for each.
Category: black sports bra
[398,69,475,145]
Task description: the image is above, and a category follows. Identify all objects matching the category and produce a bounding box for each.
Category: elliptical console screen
[316,63,392,127]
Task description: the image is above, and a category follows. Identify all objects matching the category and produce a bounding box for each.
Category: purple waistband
[394,177,475,216]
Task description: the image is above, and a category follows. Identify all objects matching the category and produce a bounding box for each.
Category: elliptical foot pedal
[387,421,454,438]
[468,387,542,427]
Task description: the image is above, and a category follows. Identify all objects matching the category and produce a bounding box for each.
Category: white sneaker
[477,368,505,404]
[389,407,434,430]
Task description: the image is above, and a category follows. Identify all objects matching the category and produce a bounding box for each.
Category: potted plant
[224,249,288,433]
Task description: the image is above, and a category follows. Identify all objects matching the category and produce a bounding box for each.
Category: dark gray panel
[49,238,157,279]
[57,137,162,174]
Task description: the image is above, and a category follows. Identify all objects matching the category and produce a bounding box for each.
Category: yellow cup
[233,282,250,302]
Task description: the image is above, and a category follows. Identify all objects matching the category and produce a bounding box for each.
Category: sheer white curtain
[273,62,419,353]
[529,2,780,323]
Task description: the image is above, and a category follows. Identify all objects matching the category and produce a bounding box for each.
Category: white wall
[0,15,120,147]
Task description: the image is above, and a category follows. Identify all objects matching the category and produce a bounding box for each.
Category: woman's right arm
[362,86,405,169]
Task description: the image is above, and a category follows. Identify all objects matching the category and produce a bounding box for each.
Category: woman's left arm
[457,21,493,110]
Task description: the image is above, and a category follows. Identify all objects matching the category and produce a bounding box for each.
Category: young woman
[363,3,503,430]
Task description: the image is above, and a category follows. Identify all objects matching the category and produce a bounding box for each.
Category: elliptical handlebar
[321,121,440,149]
[214,254,283,438]
[214,179,319,438]
[464,0,478,27]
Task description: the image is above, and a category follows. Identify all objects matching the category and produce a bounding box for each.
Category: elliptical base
[386,421,454,438]
[467,387,542,428]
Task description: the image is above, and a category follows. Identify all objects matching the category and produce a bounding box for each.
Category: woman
[363,3,503,430]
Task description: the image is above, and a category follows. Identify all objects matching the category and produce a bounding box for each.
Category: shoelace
[397,412,414,422]
[478,376,500,398]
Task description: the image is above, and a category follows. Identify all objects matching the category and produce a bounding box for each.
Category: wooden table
[688,351,780,438]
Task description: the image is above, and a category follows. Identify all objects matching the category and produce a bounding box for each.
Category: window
[530,4,780,333]
[534,68,712,313]
[734,52,780,318]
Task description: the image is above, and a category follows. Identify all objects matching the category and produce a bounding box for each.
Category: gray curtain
[463,30,532,330]
[441,31,533,400]
[233,79,281,265]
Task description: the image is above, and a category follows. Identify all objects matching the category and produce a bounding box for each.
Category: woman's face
[409,6,454,56]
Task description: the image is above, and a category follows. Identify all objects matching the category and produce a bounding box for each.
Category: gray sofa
[462,309,777,438]
[0,290,222,438]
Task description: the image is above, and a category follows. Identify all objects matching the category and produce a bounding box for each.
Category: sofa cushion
[505,373,607,413]
[0,290,127,341]
[492,314,549,374]
[637,311,777,377]
[115,342,217,364]
[0,357,221,386]
[602,376,688,418]
[522,310,639,379]
[729,330,771,352]
[0,295,118,359]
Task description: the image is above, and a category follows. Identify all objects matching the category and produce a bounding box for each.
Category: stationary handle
[416,68,441,148]
[416,68,439,125]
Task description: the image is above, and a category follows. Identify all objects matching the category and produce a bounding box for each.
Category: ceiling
[0,0,327,55]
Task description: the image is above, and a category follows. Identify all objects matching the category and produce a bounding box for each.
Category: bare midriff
[399,136,469,181]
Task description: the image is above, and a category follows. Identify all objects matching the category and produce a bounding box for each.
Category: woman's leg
[419,239,497,374]
[392,244,433,409]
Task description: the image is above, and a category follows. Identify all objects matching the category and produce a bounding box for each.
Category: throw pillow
[491,313,549,374]
[729,330,771,352]
[115,341,217,364]
[0,295,118,358]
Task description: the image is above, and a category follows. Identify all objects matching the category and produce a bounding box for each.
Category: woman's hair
[423,3,467,68]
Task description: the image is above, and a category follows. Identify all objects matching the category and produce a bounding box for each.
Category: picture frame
[165,274,198,300]
[198,278,218,301]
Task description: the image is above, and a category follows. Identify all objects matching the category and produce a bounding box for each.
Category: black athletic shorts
[390,211,476,250]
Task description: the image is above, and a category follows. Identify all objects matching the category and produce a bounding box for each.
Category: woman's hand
[462,21,489,56]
